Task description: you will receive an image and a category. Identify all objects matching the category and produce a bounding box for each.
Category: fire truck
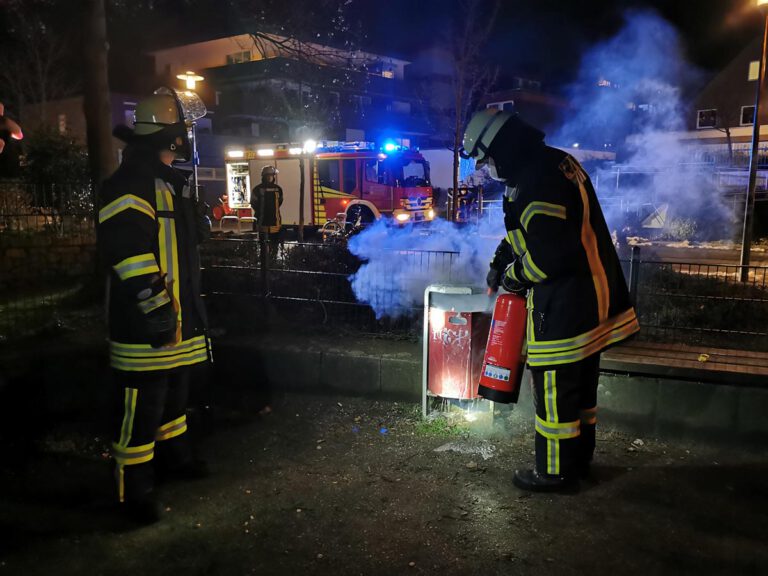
[222,140,435,234]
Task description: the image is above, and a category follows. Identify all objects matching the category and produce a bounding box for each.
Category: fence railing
[203,238,768,350]
[0,180,95,239]
[623,246,768,351]
[201,238,460,335]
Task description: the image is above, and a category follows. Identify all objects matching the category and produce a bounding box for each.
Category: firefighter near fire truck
[251,164,283,245]
[462,109,639,493]
[99,87,212,524]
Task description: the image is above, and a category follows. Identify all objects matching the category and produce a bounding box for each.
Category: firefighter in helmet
[462,109,639,492]
[99,87,212,523]
[250,164,283,250]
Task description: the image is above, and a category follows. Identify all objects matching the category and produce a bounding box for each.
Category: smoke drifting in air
[551,11,733,238]
[348,11,737,319]
[347,216,504,319]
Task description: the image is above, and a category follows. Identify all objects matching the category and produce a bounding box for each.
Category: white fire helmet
[132,87,207,161]
[460,109,514,164]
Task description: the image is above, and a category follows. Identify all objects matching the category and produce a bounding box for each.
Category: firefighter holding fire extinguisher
[461,109,639,493]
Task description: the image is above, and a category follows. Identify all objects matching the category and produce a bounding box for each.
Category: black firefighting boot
[122,493,162,525]
[156,458,210,483]
[513,468,580,494]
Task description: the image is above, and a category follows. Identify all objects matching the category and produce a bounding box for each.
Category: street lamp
[176,71,204,91]
[740,1,768,281]
[175,72,205,201]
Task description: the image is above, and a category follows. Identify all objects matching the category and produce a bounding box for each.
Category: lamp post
[176,72,205,200]
[740,1,768,282]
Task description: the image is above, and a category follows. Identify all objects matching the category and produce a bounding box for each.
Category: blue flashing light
[383,141,397,152]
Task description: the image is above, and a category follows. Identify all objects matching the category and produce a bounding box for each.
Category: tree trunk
[82,0,116,221]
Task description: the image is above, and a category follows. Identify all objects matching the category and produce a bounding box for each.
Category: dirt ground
[1,393,767,576]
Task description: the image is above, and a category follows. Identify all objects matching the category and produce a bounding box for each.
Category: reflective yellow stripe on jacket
[527,309,639,367]
[99,194,155,224]
[109,335,209,372]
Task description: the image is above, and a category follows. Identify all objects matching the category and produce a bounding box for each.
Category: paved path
[1,394,766,576]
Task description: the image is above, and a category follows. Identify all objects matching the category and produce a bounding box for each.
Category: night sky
[357,0,766,88]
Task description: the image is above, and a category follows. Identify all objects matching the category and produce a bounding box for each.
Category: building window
[741,105,756,126]
[382,69,394,79]
[696,109,717,129]
[226,51,251,65]
[58,114,67,134]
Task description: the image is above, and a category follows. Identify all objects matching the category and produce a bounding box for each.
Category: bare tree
[82,0,117,208]
[0,1,79,123]
[231,0,375,138]
[448,0,499,221]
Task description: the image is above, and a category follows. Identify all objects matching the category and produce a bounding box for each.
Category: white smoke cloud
[551,10,734,239]
[347,216,505,319]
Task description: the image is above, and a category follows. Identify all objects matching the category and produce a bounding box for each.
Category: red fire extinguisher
[478,292,527,403]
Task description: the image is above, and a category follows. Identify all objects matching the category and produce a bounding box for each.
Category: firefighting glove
[486,240,515,292]
[136,277,178,348]
[490,239,515,272]
[195,199,211,242]
[501,263,532,296]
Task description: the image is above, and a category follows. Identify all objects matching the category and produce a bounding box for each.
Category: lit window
[382,69,394,79]
[226,51,251,65]
[741,105,756,126]
[58,114,67,134]
[696,109,717,129]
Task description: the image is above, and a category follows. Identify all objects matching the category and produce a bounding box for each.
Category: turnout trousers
[530,353,600,477]
[111,368,193,502]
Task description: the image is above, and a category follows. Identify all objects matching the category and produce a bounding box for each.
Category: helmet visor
[154,87,207,123]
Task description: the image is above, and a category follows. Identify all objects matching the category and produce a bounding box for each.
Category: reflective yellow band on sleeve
[113,253,160,281]
[112,441,155,465]
[505,264,521,283]
[521,252,547,283]
[506,229,527,256]
[156,414,188,442]
[535,415,581,439]
[520,202,566,232]
[99,194,155,224]
[137,290,171,314]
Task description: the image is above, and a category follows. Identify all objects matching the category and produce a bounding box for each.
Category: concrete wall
[213,336,768,445]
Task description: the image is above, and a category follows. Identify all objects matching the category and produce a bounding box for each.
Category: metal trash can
[422,285,494,416]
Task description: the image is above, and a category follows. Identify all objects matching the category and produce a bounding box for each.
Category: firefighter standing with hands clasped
[251,164,283,252]
[98,87,212,523]
[461,109,639,493]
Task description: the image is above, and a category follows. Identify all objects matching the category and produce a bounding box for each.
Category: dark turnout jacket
[98,147,211,372]
[501,146,639,367]
[250,181,283,234]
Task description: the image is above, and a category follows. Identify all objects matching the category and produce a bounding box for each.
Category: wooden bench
[600,340,768,386]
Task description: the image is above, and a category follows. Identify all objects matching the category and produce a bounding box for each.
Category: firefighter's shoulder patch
[558,155,587,186]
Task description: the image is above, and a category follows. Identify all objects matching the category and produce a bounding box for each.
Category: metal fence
[0,181,96,341]
[202,238,768,350]
[0,180,95,237]
[201,237,460,335]
[623,247,768,351]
